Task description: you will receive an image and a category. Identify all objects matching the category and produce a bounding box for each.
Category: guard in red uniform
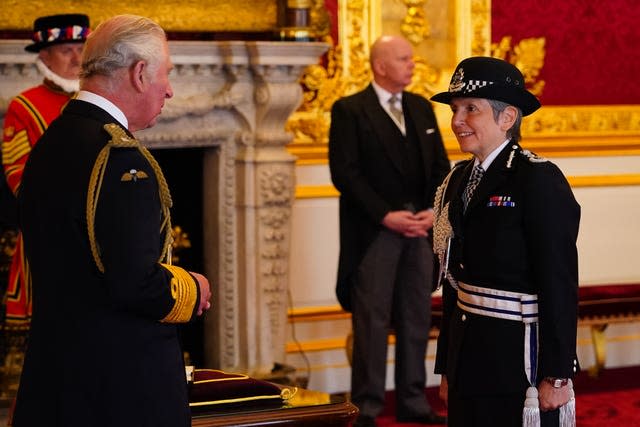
[2,14,90,330]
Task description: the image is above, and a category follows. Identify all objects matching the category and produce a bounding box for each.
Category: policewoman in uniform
[430,57,580,427]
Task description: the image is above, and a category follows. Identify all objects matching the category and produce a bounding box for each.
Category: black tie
[462,164,484,211]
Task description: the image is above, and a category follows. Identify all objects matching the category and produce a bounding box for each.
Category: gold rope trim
[187,369,297,407]
[189,394,284,407]
[192,369,250,383]
[86,123,173,273]
[159,263,198,323]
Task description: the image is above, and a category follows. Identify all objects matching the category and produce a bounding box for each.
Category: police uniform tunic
[433,141,580,426]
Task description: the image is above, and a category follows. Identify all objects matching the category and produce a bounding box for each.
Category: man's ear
[371,58,385,77]
[500,105,518,130]
[131,60,147,92]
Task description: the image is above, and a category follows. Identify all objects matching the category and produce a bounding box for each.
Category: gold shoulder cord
[86,123,173,273]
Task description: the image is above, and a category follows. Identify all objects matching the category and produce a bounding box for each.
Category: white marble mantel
[0,39,328,376]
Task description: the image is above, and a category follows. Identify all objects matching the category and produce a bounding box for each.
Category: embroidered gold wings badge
[121,169,149,182]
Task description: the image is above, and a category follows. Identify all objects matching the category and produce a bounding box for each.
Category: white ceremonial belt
[457,281,538,323]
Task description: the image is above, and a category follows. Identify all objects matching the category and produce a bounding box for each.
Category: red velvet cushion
[189,369,291,410]
[578,284,640,319]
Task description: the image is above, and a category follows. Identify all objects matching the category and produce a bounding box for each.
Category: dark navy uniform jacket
[434,141,580,396]
[15,100,199,427]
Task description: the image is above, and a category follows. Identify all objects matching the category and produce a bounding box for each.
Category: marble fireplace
[0,39,328,377]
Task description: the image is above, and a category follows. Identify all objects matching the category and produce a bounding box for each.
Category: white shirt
[76,90,129,130]
[476,139,511,170]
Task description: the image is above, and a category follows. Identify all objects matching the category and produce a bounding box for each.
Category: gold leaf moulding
[1,0,277,32]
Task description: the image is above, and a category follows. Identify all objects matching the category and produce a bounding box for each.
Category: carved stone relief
[0,39,328,376]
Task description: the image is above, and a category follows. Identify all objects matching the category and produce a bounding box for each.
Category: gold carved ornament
[286,0,371,147]
[471,0,491,56]
[287,0,440,151]
[491,36,546,97]
[400,0,430,46]
[491,37,640,149]
[170,226,192,266]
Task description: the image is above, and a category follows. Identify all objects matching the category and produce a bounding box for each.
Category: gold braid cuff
[86,123,173,273]
[160,263,198,323]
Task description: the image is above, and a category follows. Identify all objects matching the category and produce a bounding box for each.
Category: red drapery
[492,0,640,105]
[323,0,640,105]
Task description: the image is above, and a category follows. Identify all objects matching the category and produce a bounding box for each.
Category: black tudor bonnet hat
[431,56,541,116]
[25,14,91,53]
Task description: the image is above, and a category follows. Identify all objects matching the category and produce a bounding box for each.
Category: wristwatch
[544,377,569,388]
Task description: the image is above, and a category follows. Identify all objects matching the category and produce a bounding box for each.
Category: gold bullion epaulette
[506,144,548,169]
[103,123,138,148]
[520,148,547,163]
[86,123,174,273]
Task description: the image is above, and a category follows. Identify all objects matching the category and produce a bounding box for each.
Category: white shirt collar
[476,139,511,170]
[371,81,402,104]
[76,90,128,129]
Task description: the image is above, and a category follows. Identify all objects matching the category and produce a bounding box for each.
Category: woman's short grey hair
[80,15,166,80]
[487,99,523,142]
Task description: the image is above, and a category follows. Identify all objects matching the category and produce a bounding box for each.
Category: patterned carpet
[373,365,640,427]
[576,388,640,426]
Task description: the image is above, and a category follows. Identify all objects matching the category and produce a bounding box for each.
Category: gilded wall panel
[287,0,640,164]
[0,0,277,32]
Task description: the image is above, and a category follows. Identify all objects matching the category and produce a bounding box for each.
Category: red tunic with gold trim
[2,82,73,327]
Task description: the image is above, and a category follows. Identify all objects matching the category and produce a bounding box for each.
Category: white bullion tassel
[523,386,541,427]
[559,379,576,427]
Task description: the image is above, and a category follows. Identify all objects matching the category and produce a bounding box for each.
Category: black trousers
[448,390,560,427]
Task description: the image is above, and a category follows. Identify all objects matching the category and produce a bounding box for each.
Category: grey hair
[487,99,523,142]
[80,15,166,80]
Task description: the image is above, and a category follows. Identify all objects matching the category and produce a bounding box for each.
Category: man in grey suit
[329,35,450,427]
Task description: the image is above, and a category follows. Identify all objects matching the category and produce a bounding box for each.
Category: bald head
[370,36,410,65]
[369,35,415,93]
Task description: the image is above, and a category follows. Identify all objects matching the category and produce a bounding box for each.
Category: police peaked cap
[431,56,541,116]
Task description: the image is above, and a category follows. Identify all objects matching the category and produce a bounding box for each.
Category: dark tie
[462,164,484,211]
[388,94,403,125]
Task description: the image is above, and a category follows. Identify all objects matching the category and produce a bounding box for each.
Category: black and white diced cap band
[448,67,495,94]
[463,80,494,93]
